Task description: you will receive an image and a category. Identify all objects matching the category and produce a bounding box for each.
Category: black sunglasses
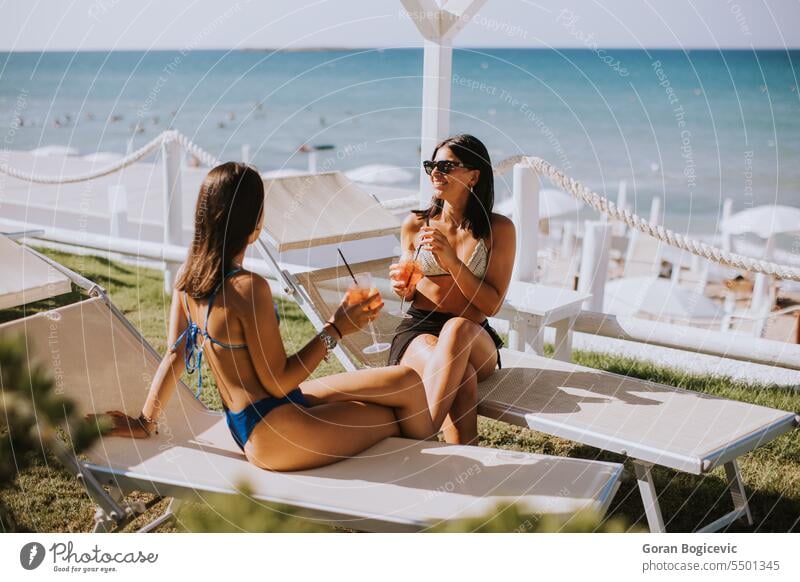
[423,160,475,175]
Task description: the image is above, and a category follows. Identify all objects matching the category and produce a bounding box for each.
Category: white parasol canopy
[496,188,584,220]
[81,152,122,163]
[346,164,414,185]
[604,276,724,320]
[30,145,79,157]
[721,205,800,239]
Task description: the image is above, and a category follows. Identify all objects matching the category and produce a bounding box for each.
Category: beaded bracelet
[138,413,159,435]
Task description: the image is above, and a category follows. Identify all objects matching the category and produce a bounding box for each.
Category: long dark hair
[414,134,494,240]
[175,162,264,298]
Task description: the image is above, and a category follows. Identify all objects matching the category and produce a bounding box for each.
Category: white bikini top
[416,238,489,279]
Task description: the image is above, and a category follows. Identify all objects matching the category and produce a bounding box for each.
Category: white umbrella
[30,145,79,157]
[604,276,724,320]
[81,152,122,163]
[721,205,800,239]
[496,188,583,220]
[346,164,414,185]
[720,205,800,310]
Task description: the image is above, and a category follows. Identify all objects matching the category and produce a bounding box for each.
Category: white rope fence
[3,131,799,280]
[493,155,800,281]
[0,130,220,184]
[172,131,221,168]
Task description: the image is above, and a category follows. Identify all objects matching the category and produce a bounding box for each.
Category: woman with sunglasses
[388,134,516,445]
[95,162,434,471]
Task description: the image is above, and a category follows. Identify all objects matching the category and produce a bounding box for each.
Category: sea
[1,48,798,235]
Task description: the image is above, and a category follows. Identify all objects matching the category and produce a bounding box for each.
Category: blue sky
[3,0,799,51]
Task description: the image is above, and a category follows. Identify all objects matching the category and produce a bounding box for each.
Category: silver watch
[319,329,338,355]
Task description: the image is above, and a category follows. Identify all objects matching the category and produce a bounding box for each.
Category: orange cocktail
[346,285,383,310]
[347,273,390,355]
[389,257,422,318]
[394,259,423,287]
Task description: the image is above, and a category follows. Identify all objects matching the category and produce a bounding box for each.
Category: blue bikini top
[173,268,249,398]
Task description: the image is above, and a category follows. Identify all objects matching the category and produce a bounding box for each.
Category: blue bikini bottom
[224,388,308,451]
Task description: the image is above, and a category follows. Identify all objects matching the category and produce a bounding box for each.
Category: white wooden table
[498,282,591,362]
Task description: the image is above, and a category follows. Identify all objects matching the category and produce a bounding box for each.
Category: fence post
[107,185,128,263]
[752,234,776,316]
[511,162,539,284]
[721,198,733,251]
[241,144,251,164]
[649,196,663,225]
[612,179,627,236]
[578,220,612,312]
[561,220,577,257]
[161,136,183,294]
[107,185,127,239]
[508,162,539,351]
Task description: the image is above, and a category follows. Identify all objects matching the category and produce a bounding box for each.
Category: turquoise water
[1,48,798,232]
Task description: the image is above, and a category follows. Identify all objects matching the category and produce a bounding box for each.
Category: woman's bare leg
[246,401,400,471]
[300,365,434,440]
[441,363,478,445]
[402,318,497,434]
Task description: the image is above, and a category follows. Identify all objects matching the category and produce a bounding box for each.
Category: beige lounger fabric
[297,256,798,475]
[0,297,623,529]
[263,172,400,252]
[0,235,71,309]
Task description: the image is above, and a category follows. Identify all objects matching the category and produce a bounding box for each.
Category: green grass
[1,248,799,532]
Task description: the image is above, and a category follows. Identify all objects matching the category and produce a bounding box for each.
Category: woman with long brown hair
[99,162,434,471]
[389,135,516,446]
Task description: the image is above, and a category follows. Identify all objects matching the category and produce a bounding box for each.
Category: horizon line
[2,46,799,53]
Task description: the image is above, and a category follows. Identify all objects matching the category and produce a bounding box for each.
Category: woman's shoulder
[226,270,271,301]
[488,212,515,237]
[402,211,427,232]
[484,213,515,250]
[489,212,514,228]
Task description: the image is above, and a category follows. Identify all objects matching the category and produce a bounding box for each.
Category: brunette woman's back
[97,162,435,471]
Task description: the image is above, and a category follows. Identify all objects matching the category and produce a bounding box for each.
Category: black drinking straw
[411,214,429,264]
[406,245,423,283]
[411,215,429,265]
[337,248,358,284]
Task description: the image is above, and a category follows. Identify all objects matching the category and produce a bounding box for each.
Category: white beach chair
[538,252,579,289]
[669,252,711,295]
[255,173,800,533]
[0,235,623,532]
[0,233,72,309]
[623,229,666,278]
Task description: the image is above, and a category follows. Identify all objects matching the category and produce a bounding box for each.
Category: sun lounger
[0,232,71,309]
[0,235,623,532]
[254,173,800,532]
[623,229,666,278]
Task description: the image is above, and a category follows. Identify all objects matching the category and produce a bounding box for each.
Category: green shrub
[432,503,643,533]
[176,484,333,533]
